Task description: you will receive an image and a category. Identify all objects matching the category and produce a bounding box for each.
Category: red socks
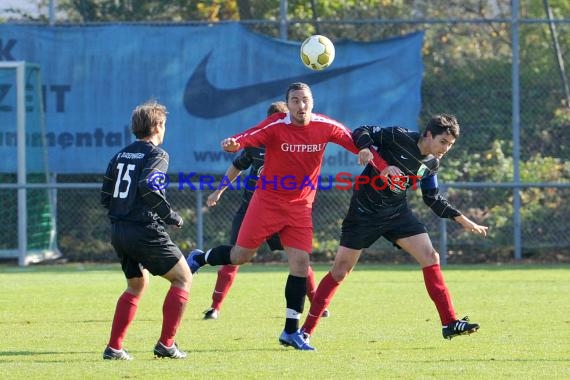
[302,271,341,336]
[108,291,140,349]
[159,287,189,347]
[211,265,239,310]
[422,264,456,325]
[300,265,456,338]
[306,266,316,303]
[108,287,189,350]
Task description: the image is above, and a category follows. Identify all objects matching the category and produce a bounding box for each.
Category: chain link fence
[47,178,570,264]
[2,13,569,264]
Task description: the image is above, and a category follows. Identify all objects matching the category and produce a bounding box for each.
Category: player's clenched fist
[221,138,240,152]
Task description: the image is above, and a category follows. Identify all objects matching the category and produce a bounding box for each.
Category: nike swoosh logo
[400,155,408,159]
[184,52,383,119]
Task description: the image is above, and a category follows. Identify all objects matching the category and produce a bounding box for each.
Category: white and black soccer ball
[300,35,335,71]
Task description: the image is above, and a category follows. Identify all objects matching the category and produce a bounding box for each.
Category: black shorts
[339,198,427,250]
[230,202,283,251]
[111,221,183,278]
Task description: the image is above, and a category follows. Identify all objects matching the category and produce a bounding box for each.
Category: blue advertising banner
[0,24,423,175]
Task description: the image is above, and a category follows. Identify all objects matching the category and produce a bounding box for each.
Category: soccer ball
[300,35,335,71]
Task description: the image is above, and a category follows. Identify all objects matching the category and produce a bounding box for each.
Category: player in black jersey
[300,114,488,346]
[101,100,192,360]
[201,101,329,320]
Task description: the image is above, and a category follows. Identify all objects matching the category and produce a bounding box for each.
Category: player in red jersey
[202,101,329,321]
[188,82,387,350]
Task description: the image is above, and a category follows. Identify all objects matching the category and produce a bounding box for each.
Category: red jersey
[231,112,386,205]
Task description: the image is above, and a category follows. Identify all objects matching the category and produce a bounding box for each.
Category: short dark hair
[131,100,168,139]
[285,82,311,102]
[424,113,460,138]
[267,101,288,116]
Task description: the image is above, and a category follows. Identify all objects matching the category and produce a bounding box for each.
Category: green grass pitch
[0,263,569,379]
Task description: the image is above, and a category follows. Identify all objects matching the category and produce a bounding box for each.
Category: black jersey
[352,126,461,218]
[232,146,266,204]
[101,140,182,226]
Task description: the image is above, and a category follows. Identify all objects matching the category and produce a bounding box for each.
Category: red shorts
[236,194,313,253]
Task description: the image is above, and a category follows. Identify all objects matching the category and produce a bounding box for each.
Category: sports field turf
[0,263,568,379]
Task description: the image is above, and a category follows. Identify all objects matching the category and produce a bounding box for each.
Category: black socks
[205,245,233,266]
[284,275,307,333]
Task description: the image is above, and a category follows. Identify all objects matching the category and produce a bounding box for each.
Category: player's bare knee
[169,266,192,289]
[126,286,145,297]
[331,266,351,282]
[171,279,191,291]
[426,249,440,265]
[232,256,247,265]
[127,277,147,295]
[232,248,255,264]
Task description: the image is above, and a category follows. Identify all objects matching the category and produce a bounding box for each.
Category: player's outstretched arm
[380,165,404,176]
[453,214,488,236]
[357,148,373,166]
[221,138,240,152]
[357,147,400,175]
[207,191,223,207]
[207,164,243,207]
